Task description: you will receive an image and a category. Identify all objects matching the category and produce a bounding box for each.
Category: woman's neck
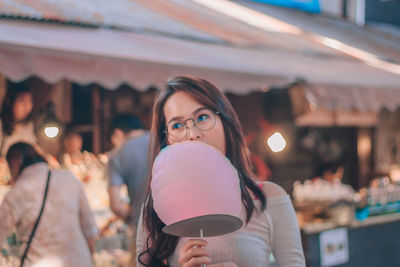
[12,120,31,133]
[13,123,23,132]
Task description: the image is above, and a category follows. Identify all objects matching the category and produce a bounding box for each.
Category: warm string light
[42,102,62,139]
[267,132,286,153]
[44,125,60,138]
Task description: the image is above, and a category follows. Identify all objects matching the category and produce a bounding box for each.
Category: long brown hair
[139,76,266,266]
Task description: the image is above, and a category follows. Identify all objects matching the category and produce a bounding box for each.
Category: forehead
[163,92,204,122]
[65,134,81,141]
[15,92,32,101]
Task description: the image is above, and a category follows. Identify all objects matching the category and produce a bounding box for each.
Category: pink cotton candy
[151,141,242,227]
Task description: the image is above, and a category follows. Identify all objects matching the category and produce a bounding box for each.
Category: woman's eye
[197,114,210,122]
[171,122,184,130]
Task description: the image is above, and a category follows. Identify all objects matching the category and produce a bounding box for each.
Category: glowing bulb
[267,132,286,153]
[44,126,59,138]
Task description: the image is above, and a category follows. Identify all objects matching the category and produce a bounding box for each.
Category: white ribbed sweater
[137,194,305,267]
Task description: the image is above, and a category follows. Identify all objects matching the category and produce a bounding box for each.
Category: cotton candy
[151,141,242,233]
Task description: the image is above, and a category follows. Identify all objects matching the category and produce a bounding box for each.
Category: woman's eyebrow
[167,107,208,124]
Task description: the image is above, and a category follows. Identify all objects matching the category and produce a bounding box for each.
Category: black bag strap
[20,170,51,267]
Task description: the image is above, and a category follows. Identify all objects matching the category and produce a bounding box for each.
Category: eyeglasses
[165,109,220,142]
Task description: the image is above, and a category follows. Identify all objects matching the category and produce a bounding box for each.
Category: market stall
[294,176,400,267]
[302,213,400,267]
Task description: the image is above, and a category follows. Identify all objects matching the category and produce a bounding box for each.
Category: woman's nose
[186,120,201,140]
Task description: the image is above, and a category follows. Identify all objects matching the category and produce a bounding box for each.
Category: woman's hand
[179,239,211,267]
[179,239,239,267]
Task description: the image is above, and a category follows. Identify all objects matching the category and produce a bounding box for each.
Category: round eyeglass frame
[164,110,220,142]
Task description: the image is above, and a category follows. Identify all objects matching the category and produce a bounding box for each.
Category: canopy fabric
[1,20,400,95]
[290,83,400,127]
[0,23,286,93]
[304,85,400,113]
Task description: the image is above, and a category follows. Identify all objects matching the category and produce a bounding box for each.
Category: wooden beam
[92,86,101,154]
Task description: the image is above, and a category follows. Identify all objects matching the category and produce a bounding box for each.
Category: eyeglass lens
[167,109,217,141]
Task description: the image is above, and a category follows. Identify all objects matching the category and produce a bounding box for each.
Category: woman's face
[12,92,33,121]
[163,91,226,155]
[111,129,126,149]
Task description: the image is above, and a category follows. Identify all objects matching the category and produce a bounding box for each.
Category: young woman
[0,142,98,266]
[136,76,305,267]
[0,83,37,157]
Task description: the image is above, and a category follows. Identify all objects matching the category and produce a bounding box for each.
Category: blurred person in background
[0,83,61,175]
[110,115,133,151]
[314,159,355,202]
[0,83,37,158]
[314,160,345,183]
[0,142,98,266]
[60,130,90,182]
[60,128,105,184]
[61,131,84,167]
[107,114,150,267]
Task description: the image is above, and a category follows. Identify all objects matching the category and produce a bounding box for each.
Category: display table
[302,213,400,267]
